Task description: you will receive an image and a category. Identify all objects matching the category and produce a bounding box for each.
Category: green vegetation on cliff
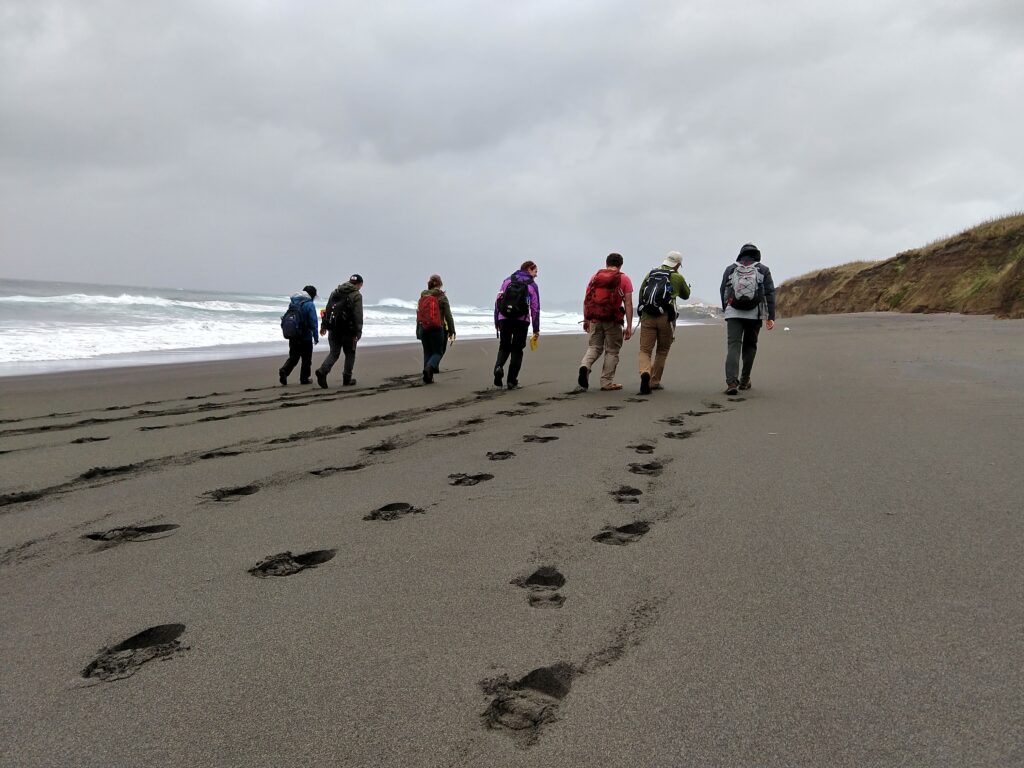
[776,213,1024,319]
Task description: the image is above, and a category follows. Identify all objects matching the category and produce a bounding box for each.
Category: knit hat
[661,251,682,269]
[737,243,761,262]
[302,285,317,299]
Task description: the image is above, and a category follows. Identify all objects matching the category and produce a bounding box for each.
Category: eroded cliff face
[777,215,1024,319]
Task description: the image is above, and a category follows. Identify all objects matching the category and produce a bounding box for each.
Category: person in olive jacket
[416,274,456,384]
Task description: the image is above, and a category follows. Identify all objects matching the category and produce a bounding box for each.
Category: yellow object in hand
[529,335,539,351]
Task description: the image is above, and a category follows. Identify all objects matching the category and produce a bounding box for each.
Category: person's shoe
[343,375,356,386]
[506,381,519,390]
[279,373,287,386]
[423,366,433,384]
[739,379,752,390]
[600,383,623,391]
[639,372,651,395]
[578,366,589,390]
[315,371,328,389]
[725,383,739,395]
[493,365,504,387]
[299,379,311,385]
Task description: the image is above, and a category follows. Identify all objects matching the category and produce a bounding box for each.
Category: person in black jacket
[720,243,775,395]
[315,274,364,388]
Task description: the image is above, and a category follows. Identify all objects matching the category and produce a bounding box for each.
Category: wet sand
[1,314,1022,767]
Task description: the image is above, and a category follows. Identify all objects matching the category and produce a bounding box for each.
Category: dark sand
[1,314,1021,767]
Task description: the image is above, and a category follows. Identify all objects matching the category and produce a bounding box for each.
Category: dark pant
[495,320,530,384]
[280,337,313,383]
[421,328,447,372]
[317,332,356,380]
[725,318,762,385]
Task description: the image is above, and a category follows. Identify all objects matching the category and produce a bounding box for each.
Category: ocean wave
[0,293,279,314]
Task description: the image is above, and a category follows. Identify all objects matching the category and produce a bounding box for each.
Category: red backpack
[583,269,624,322]
[417,293,443,331]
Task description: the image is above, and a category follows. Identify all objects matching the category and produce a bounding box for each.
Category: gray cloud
[2,0,1022,305]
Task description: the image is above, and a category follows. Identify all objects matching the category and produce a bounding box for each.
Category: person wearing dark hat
[720,243,775,395]
[278,285,320,385]
[636,251,690,395]
[315,274,364,388]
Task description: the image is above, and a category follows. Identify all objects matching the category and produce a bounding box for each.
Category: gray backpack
[728,263,764,310]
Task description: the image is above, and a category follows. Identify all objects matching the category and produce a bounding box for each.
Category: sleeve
[305,300,319,342]
[672,273,691,301]
[441,295,455,334]
[529,283,540,334]
[720,266,733,310]
[761,266,776,320]
[619,274,634,296]
[353,292,364,335]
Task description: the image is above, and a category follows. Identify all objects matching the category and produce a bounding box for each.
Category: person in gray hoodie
[720,243,776,395]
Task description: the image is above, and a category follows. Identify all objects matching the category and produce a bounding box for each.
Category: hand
[320,329,327,337]
[624,327,633,341]
[766,319,775,330]
[583,321,590,333]
[448,333,456,341]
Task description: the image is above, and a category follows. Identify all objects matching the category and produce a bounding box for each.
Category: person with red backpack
[416,274,456,384]
[578,253,633,391]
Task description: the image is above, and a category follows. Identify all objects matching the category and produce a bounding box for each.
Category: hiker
[720,243,775,395]
[493,261,540,390]
[278,285,319,385]
[578,253,633,391]
[314,274,364,388]
[636,251,691,394]
[416,274,456,384]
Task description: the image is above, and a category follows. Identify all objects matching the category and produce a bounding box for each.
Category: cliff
[776,214,1024,319]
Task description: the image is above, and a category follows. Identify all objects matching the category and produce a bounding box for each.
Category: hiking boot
[423,366,434,384]
[299,378,311,385]
[343,375,356,386]
[725,383,739,396]
[506,381,519,390]
[493,365,504,387]
[315,371,328,389]
[639,372,651,395]
[739,379,752,390]
[578,366,589,390]
[279,372,287,386]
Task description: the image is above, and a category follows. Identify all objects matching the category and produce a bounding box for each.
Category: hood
[737,243,761,264]
[512,269,534,282]
[290,291,312,303]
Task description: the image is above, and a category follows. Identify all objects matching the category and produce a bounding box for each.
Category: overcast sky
[2,0,1022,305]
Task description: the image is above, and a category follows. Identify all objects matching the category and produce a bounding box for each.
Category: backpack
[728,263,764,310]
[417,293,443,331]
[323,289,356,334]
[638,269,675,317]
[280,300,308,339]
[583,269,624,322]
[497,276,530,318]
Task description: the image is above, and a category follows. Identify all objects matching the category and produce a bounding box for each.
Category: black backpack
[323,289,356,334]
[497,276,530,318]
[638,269,675,317]
[280,300,308,339]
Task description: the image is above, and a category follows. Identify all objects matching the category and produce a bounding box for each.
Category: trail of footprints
[65,387,725,749]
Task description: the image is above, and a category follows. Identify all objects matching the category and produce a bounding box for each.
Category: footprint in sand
[81,624,188,682]
[664,430,697,440]
[71,436,110,444]
[628,461,664,476]
[628,443,655,454]
[204,484,260,502]
[248,549,336,577]
[583,413,613,420]
[428,430,472,438]
[363,439,400,454]
[310,463,366,477]
[487,451,516,461]
[512,566,567,609]
[482,663,576,741]
[523,435,559,444]
[79,464,139,480]
[83,524,179,546]
[448,473,495,486]
[605,406,623,411]
[610,486,642,504]
[624,397,648,403]
[199,449,242,459]
[540,422,574,429]
[592,521,651,545]
[660,415,686,426]
[364,502,424,521]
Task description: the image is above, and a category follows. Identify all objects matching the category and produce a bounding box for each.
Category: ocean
[0,278,717,376]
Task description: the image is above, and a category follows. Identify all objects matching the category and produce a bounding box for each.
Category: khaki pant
[580,321,624,387]
[638,313,674,387]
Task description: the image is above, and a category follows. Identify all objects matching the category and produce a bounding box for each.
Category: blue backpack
[280,299,308,339]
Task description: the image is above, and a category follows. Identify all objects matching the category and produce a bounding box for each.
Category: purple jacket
[494,270,540,333]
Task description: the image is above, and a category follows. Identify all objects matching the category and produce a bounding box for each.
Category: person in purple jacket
[493,261,540,390]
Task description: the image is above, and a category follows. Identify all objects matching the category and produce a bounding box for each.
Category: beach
[1,313,1021,767]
